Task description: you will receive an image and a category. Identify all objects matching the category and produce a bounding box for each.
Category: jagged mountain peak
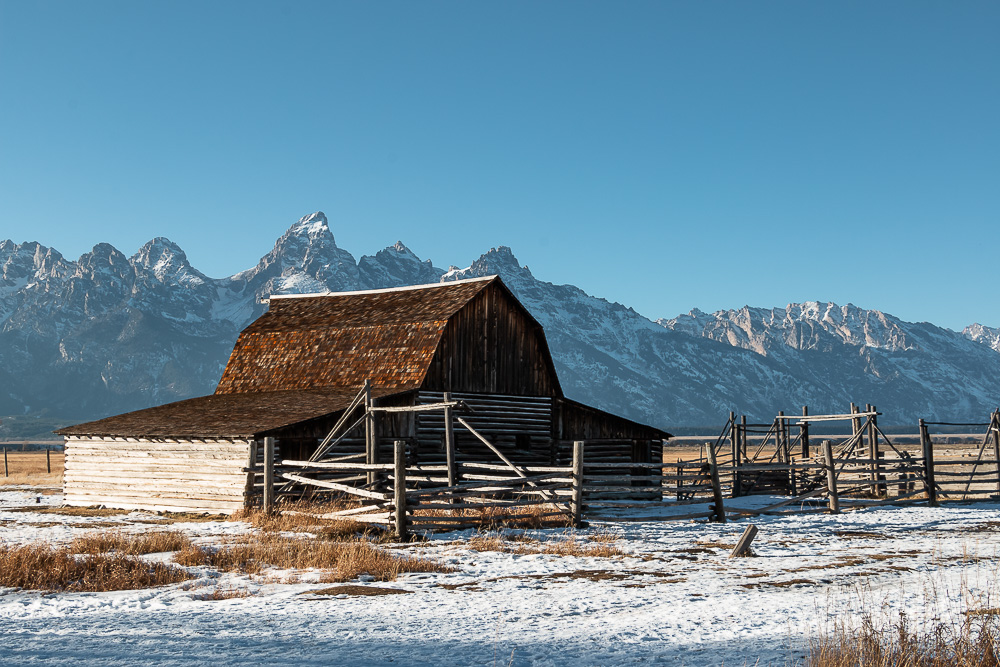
[964,323,1000,353]
[358,241,443,289]
[660,300,921,356]
[285,211,332,240]
[443,246,534,283]
[131,237,208,287]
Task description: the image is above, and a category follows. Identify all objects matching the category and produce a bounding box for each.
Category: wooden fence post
[823,439,839,514]
[443,391,457,494]
[3,447,7,477]
[868,404,883,496]
[243,440,259,510]
[919,419,937,506]
[800,406,810,458]
[729,524,758,558]
[729,412,741,498]
[571,440,585,527]
[992,409,1000,495]
[263,437,275,514]
[394,440,409,540]
[707,443,726,522]
[46,448,51,474]
[850,403,863,457]
[363,380,376,486]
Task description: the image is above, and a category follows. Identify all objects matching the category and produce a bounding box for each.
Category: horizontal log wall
[63,436,251,513]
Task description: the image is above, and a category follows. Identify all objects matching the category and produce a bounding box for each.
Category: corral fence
[250,392,1000,535]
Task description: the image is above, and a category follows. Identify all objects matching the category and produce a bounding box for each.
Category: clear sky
[1,1,997,330]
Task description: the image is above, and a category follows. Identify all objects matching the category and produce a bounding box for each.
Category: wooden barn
[57,276,670,513]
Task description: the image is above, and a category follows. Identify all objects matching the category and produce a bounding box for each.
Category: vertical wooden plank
[443,391,457,500]
[394,440,408,540]
[992,409,1000,495]
[729,412,741,498]
[823,440,840,514]
[3,447,7,477]
[364,380,375,486]
[571,440,585,527]
[707,443,726,523]
[868,404,882,496]
[263,437,275,514]
[243,439,259,509]
[740,415,747,461]
[850,403,862,457]
[918,418,935,504]
[800,406,810,459]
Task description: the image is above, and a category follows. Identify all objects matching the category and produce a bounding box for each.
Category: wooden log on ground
[729,524,758,558]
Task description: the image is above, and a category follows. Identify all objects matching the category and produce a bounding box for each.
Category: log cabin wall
[63,436,250,513]
[556,398,665,465]
[422,283,560,397]
[415,391,554,465]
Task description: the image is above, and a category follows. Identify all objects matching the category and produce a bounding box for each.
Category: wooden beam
[729,524,758,558]
[823,440,840,514]
[263,437,275,514]
[394,440,408,540]
[706,443,726,523]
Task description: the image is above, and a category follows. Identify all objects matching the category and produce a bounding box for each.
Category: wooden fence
[261,440,582,539]
[247,404,1000,534]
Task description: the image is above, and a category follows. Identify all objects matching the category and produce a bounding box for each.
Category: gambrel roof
[59,276,561,438]
[216,277,497,395]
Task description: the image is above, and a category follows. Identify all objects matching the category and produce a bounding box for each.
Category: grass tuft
[71,530,191,555]
[0,543,192,592]
[173,533,453,582]
[809,609,1000,666]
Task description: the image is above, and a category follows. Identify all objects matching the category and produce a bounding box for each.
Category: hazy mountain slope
[0,211,997,430]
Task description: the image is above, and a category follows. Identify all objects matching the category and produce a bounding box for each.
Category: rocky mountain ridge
[1,212,998,430]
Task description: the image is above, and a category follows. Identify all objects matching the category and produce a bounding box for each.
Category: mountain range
[1,211,997,433]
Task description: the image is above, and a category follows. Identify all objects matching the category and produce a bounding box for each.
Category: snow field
[2,488,999,666]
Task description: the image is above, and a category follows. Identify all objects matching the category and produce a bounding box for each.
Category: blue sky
[1,1,997,329]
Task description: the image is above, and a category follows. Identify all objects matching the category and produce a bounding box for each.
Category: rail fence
[249,402,1000,535]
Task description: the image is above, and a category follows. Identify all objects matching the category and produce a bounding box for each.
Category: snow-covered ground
[2,488,999,666]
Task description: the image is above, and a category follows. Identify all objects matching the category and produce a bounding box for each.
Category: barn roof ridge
[266,275,497,302]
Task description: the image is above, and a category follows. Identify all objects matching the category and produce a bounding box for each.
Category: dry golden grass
[71,530,191,555]
[8,506,129,517]
[809,611,1000,667]
[173,533,453,582]
[0,543,192,592]
[192,586,252,601]
[0,450,64,487]
[230,506,391,543]
[304,584,412,596]
[467,532,626,558]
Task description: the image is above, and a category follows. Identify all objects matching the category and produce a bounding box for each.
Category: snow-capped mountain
[1,211,998,429]
[964,323,1000,354]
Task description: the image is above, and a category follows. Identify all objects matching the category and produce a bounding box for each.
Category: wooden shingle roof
[215,276,495,395]
[56,387,402,439]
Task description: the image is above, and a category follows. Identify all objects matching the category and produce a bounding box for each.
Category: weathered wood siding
[423,283,560,396]
[63,436,250,513]
[415,391,554,464]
